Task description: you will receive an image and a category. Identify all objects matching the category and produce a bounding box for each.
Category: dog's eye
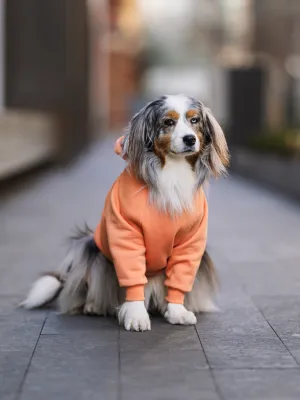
[164,119,175,127]
[190,117,200,124]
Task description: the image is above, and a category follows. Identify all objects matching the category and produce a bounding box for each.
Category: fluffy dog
[21,94,229,331]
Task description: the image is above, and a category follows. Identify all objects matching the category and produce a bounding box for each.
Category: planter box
[0,111,57,180]
[231,147,300,201]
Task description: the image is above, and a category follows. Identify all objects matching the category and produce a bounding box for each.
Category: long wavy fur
[122,96,229,195]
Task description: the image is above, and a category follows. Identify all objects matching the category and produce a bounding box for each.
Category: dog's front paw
[164,303,197,325]
[118,301,151,332]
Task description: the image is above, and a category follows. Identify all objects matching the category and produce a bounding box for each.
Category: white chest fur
[154,156,196,214]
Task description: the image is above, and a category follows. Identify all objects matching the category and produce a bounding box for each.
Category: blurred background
[0,0,300,197]
[1,4,300,399]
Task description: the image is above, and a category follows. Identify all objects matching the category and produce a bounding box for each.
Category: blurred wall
[107,0,143,130]
[88,0,110,136]
[0,0,4,110]
[252,0,300,128]
[5,0,90,163]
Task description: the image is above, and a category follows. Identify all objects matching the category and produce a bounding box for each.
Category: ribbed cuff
[166,288,185,304]
[126,285,145,301]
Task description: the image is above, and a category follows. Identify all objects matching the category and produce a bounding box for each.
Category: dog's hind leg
[57,233,96,315]
[184,250,219,313]
[83,252,120,316]
[57,259,87,315]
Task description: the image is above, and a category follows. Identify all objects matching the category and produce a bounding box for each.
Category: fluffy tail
[20,224,101,312]
[200,250,219,291]
[20,272,63,309]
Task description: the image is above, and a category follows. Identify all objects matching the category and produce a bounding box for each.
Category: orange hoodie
[94,138,208,304]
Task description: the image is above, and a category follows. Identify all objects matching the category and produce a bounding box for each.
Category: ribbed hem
[166,288,185,304]
[126,285,145,301]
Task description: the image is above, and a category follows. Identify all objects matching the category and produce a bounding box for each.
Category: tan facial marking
[165,110,180,120]
[186,153,199,170]
[186,109,198,119]
[154,134,172,167]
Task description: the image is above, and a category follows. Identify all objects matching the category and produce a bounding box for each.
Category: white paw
[164,303,197,325]
[83,302,101,316]
[118,301,151,332]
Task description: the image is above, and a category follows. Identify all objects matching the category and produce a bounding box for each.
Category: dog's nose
[183,135,196,146]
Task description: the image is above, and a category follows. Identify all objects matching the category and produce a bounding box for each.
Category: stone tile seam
[15,311,50,400]
[194,326,225,400]
[256,305,300,368]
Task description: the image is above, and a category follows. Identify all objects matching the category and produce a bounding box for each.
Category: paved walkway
[1,137,300,400]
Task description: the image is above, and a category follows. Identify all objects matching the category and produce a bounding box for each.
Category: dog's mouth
[170,148,197,156]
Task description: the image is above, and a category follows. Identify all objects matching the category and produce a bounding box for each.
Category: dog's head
[122,94,229,185]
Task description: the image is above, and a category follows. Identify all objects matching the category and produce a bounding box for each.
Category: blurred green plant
[249,128,300,158]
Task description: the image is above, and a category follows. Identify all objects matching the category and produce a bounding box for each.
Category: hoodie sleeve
[164,192,208,304]
[104,180,147,301]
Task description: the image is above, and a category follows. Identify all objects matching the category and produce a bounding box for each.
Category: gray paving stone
[196,308,298,369]
[120,319,214,399]
[208,178,300,266]
[2,138,300,399]
[121,347,208,371]
[121,367,219,400]
[254,296,300,364]
[42,312,119,336]
[1,395,16,400]
[0,297,47,399]
[232,260,300,296]
[0,298,46,350]
[214,369,300,400]
[20,334,119,400]
[0,242,67,297]
[0,350,33,399]
[212,259,255,311]
[120,318,202,352]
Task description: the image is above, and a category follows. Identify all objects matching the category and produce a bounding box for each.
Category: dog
[21,94,229,332]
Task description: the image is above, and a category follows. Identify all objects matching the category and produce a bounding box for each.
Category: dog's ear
[203,108,230,177]
[123,98,164,165]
